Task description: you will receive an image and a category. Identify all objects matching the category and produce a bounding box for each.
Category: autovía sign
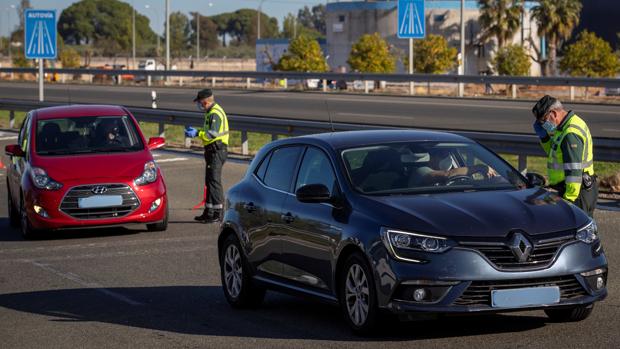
[398,0,425,39]
[24,9,57,59]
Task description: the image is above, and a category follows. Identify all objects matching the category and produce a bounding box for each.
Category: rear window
[36,115,143,156]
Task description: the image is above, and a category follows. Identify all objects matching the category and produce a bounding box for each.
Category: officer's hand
[184,127,198,138]
[532,121,548,139]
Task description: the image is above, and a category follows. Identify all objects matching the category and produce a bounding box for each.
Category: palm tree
[478,0,522,49]
[531,0,582,76]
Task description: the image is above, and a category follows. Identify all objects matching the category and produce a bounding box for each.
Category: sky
[0,0,328,36]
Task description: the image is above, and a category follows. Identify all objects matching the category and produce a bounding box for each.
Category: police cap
[193,88,213,102]
[532,95,558,120]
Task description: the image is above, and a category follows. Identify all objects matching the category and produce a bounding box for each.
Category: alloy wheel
[345,264,370,326]
[224,244,243,299]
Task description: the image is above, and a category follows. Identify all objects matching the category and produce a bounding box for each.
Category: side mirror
[147,137,165,150]
[5,144,24,157]
[526,172,547,187]
[296,184,331,204]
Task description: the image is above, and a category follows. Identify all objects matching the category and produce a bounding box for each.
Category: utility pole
[165,0,170,77]
[132,3,136,69]
[408,38,414,95]
[458,0,465,97]
[257,0,265,40]
[196,12,200,63]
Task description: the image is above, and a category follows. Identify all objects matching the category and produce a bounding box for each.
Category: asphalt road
[0,136,619,348]
[1,82,619,138]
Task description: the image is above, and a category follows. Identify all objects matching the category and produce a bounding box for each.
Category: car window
[254,151,272,182]
[263,146,302,192]
[295,147,337,194]
[20,114,32,155]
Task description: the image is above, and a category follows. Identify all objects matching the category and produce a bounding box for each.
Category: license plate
[491,286,560,308]
[78,195,123,209]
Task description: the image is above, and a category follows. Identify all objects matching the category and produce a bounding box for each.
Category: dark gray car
[217,130,607,334]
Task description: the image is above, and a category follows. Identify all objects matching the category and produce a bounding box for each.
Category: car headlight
[576,220,598,244]
[30,167,62,190]
[134,161,158,186]
[381,228,455,262]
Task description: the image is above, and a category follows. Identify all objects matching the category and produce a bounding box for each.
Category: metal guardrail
[1,67,620,88]
[1,98,619,170]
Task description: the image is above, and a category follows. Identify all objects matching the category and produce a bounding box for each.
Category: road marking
[152,153,162,157]
[31,261,144,306]
[603,128,620,132]
[0,136,18,141]
[156,157,188,163]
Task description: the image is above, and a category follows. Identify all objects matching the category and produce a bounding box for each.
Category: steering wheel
[445,175,473,186]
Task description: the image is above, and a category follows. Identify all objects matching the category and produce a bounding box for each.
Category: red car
[5,105,168,239]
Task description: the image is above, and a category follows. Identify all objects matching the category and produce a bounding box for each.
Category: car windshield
[341,141,528,195]
[36,115,144,155]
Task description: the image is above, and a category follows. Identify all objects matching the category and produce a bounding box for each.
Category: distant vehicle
[5,105,169,239]
[218,130,607,334]
[135,59,165,83]
[605,87,620,96]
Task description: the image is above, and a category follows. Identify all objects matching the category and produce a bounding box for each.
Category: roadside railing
[1,98,619,172]
[1,68,620,100]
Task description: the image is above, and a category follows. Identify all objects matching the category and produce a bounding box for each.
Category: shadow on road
[0,285,550,341]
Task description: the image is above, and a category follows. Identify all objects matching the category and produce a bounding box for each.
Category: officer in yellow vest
[185,89,230,223]
[532,95,597,217]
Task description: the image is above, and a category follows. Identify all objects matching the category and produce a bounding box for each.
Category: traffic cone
[0,159,5,170]
[192,186,208,210]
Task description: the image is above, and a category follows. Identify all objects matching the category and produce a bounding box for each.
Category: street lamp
[257,0,266,40]
[132,1,136,69]
[145,4,161,58]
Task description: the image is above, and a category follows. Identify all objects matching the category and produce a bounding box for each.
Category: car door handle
[281,212,295,224]
[243,202,258,213]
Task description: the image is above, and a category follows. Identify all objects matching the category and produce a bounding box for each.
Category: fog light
[149,198,162,213]
[596,276,605,290]
[33,205,49,218]
[413,288,426,302]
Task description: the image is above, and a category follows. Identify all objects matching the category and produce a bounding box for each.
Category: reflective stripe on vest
[203,103,229,146]
[546,114,594,186]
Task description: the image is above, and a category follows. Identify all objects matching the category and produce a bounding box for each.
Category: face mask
[542,120,557,134]
[196,102,206,111]
[438,156,454,171]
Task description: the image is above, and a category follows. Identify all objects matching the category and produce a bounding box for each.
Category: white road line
[31,261,144,306]
[603,128,620,132]
[152,153,162,157]
[0,136,18,141]
[156,157,189,163]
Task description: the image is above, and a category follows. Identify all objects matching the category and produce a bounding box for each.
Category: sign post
[398,0,425,96]
[24,9,57,102]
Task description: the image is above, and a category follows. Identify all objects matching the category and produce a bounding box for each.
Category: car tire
[339,252,380,335]
[545,304,594,322]
[147,201,169,232]
[219,233,265,308]
[7,183,19,228]
[19,195,37,240]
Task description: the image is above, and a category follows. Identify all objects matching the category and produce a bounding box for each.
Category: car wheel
[339,253,379,335]
[7,184,19,228]
[147,201,169,232]
[19,195,37,240]
[219,233,265,308]
[545,304,594,322]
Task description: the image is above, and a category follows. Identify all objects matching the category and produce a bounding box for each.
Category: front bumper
[372,241,608,314]
[25,178,167,230]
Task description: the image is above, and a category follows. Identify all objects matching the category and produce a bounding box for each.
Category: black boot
[203,210,221,224]
[194,209,211,223]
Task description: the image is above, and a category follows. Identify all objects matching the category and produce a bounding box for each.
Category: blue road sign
[24,10,57,59]
[398,0,425,39]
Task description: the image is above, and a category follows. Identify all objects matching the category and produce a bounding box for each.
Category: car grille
[461,235,575,270]
[60,184,140,220]
[453,276,588,307]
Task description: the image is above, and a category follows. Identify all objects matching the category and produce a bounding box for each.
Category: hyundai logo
[92,186,108,195]
[508,232,533,263]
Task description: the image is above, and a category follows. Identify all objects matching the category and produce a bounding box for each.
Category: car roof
[33,105,129,120]
[275,129,473,150]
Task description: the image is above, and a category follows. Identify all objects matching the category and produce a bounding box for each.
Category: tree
[297,5,326,36]
[347,33,396,73]
[492,44,531,75]
[478,0,522,49]
[168,12,191,57]
[60,48,81,68]
[531,0,582,76]
[282,13,321,40]
[58,0,156,56]
[211,9,278,46]
[409,34,457,74]
[560,31,620,78]
[275,35,328,72]
[190,13,220,55]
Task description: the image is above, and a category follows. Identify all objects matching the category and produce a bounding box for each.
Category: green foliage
[297,5,326,35]
[282,14,322,40]
[189,13,220,54]
[212,9,279,46]
[60,48,81,68]
[275,35,328,72]
[406,34,457,74]
[58,0,156,55]
[12,51,30,68]
[492,44,531,76]
[347,33,396,73]
[168,11,191,57]
[478,0,522,48]
[560,31,620,78]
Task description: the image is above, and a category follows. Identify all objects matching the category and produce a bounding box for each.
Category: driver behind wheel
[412,148,498,186]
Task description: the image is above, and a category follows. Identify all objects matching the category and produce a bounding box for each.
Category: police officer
[532,95,598,217]
[185,89,230,223]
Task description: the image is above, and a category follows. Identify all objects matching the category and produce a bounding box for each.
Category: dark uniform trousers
[204,141,227,217]
[553,176,599,218]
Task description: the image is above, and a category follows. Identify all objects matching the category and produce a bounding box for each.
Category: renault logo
[508,232,533,263]
[92,186,108,195]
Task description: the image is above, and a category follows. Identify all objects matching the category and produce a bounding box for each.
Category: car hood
[365,188,589,238]
[33,151,150,182]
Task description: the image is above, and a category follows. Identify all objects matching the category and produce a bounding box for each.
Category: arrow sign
[24,10,57,59]
[398,0,425,39]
